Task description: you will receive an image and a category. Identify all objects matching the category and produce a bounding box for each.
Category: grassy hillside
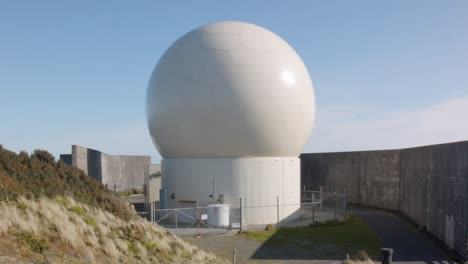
[0,146,134,220]
[0,146,225,263]
[0,197,221,263]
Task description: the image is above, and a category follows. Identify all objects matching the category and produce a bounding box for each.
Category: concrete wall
[71,145,103,182]
[59,154,72,165]
[145,164,161,203]
[301,141,468,257]
[61,145,151,192]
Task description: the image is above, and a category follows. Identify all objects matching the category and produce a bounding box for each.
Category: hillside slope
[0,146,225,263]
[0,146,134,220]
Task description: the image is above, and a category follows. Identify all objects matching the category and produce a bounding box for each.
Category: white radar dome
[146,21,315,158]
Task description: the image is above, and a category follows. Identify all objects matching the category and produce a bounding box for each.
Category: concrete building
[146,21,315,225]
[60,145,152,192]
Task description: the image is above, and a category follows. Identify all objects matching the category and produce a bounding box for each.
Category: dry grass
[344,250,374,264]
[0,196,226,263]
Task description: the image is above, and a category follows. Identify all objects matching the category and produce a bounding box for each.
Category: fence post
[276,196,280,228]
[239,197,243,233]
[232,248,237,264]
[320,186,323,211]
[175,209,178,234]
[150,202,154,222]
[196,201,200,237]
[381,248,393,264]
[312,205,315,224]
[334,191,337,220]
[344,187,347,217]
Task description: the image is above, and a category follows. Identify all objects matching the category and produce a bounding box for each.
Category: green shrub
[69,206,86,216]
[84,216,96,227]
[0,147,135,220]
[128,241,140,255]
[265,223,275,231]
[14,231,48,254]
[31,149,55,164]
[54,197,70,207]
[17,201,28,210]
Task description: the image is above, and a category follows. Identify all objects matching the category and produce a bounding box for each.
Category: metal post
[334,191,337,220]
[196,201,200,236]
[232,248,237,264]
[175,209,178,234]
[381,248,393,264]
[150,202,154,222]
[239,197,243,233]
[320,186,323,211]
[276,196,280,228]
[312,206,315,224]
[344,188,347,217]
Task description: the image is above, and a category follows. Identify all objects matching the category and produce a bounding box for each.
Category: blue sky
[1,1,468,162]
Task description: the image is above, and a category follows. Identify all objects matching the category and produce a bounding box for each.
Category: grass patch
[14,231,48,254]
[240,216,381,258]
[84,216,96,227]
[68,206,85,216]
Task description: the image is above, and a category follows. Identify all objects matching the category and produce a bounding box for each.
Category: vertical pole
[312,192,315,204]
[196,201,200,236]
[344,187,347,217]
[312,205,315,224]
[276,196,280,228]
[239,197,243,233]
[334,191,337,220]
[150,202,154,222]
[212,179,215,203]
[302,185,305,200]
[175,209,178,234]
[320,186,323,211]
[232,248,237,264]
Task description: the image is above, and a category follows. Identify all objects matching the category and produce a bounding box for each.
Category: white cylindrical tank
[207,204,230,227]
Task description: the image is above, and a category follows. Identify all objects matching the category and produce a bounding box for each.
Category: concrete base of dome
[159,157,300,226]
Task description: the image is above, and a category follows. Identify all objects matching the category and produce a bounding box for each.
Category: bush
[265,224,275,231]
[31,149,55,164]
[14,231,48,254]
[0,147,135,220]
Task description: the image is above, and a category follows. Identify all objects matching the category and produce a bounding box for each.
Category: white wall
[161,157,300,225]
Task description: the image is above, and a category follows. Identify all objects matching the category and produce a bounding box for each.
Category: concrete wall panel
[62,145,151,192]
[301,141,468,257]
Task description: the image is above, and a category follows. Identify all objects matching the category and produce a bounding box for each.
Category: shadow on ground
[251,206,454,263]
[188,207,456,263]
[349,206,455,263]
[249,215,380,261]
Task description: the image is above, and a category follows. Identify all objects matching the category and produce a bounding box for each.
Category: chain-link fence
[150,188,346,236]
[151,204,241,236]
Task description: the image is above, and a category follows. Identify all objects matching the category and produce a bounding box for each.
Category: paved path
[187,207,454,264]
[349,206,452,263]
[186,235,337,264]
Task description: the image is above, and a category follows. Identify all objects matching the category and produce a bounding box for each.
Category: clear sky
[1,1,468,163]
